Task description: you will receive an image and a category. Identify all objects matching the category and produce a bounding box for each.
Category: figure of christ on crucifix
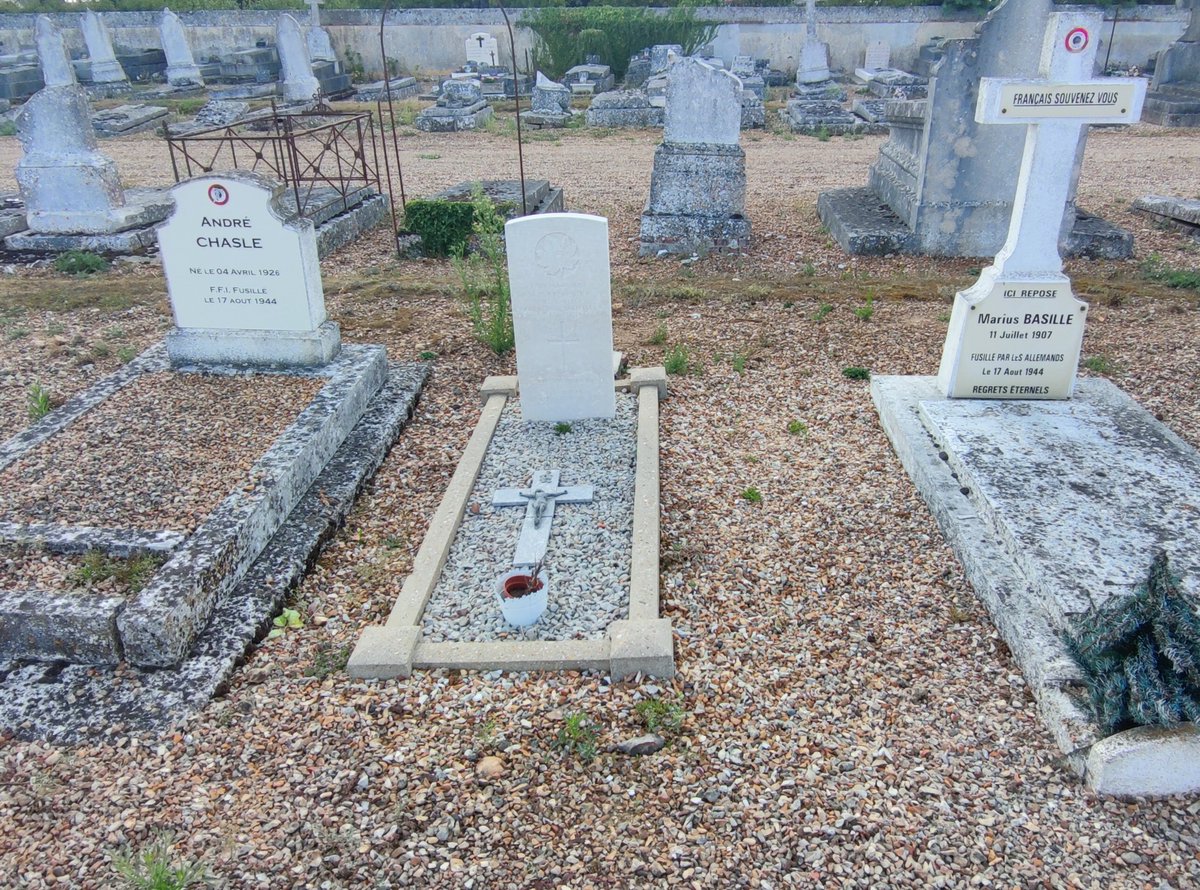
[492,470,594,569]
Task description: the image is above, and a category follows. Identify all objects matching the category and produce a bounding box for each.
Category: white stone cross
[937,13,1146,400]
[492,469,594,568]
[307,0,324,27]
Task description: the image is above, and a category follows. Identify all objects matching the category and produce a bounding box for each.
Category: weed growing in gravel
[731,352,748,374]
[555,712,599,762]
[418,350,437,360]
[382,534,406,550]
[72,551,164,593]
[554,422,572,435]
[1141,253,1200,291]
[0,120,16,137]
[648,323,668,346]
[304,643,351,679]
[454,186,514,354]
[1082,354,1117,375]
[842,366,870,380]
[53,249,109,277]
[92,342,112,359]
[664,344,691,376]
[103,325,126,340]
[812,303,833,322]
[635,697,685,736]
[417,153,441,160]
[476,718,500,750]
[802,262,816,277]
[741,487,763,504]
[118,346,137,364]
[787,419,808,437]
[854,294,875,321]
[815,126,831,142]
[936,311,951,323]
[26,383,52,421]
[7,326,29,340]
[268,607,303,639]
[111,832,211,890]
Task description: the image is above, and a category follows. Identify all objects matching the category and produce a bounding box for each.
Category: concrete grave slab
[872,374,1200,796]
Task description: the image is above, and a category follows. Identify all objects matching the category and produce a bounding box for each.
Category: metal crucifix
[492,469,593,568]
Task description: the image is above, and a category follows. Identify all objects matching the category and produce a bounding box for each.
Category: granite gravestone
[505,213,616,422]
[305,0,336,64]
[522,71,572,128]
[415,79,492,132]
[160,8,203,89]
[157,172,341,367]
[938,14,1146,399]
[1142,0,1200,127]
[277,14,320,103]
[82,11,128,85]
[797,0,832,85]
[639,57,751,255]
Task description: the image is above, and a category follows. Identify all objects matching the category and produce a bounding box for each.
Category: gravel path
[0,118,1197,887]
[422,394,636,643]
[0,371,325,533]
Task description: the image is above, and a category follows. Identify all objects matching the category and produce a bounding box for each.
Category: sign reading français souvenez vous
[157,172,327,333]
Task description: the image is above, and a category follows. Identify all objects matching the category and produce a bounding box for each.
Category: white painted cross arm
[976,77,1146,126]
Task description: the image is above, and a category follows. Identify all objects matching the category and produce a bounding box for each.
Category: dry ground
[0,114,1198,888]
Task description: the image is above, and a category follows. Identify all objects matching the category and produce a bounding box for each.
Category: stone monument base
[519,109,574,129]
[4,187,173,254]
[784,101,880,135]
[640,141,751,256]
[415,102,493,132]
[817,186,1135,259]
[1141,85,1200,127]
[639,213,752,257]
[586,91,663,128]
[166,320,342,368]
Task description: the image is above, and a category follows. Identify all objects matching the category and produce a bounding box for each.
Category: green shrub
[663,343,691,376]
[1066,552,1200,736]
[842,366,870,380]
[27,383,52,421]
[54,249,109,276]
[403,200,476,258]
[112,832,210,890]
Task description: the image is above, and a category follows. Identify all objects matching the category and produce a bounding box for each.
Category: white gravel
[422,393,636,642]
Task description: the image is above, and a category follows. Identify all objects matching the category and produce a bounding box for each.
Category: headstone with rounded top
[277,13,320,103]
[160,8,204,88]
[82,11,128,85]
[466,32,499,68]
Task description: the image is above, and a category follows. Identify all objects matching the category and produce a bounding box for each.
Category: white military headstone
[160,8,204,88]
[466,32,499,67]
[937,14,1146,399]
[664,56,742,146]
[157,172,340,366]
[82,11,128,84]
[864,40,890,72]
[505,212,615,422]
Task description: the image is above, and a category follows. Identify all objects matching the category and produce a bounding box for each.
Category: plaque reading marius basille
[937,269,1086,399]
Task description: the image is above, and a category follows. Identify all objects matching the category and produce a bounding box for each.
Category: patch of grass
[7,326,29,341]
[936,311,951,323]
[554,712,598,763]
[91,342,112,359]
[72,550,164,594]
[814,126,831,142]
[842,366,870,381]
[731,352,748,374]
[418,350,437,361]
[635,697,685,737]
[1141,253,1200,291]
[802,262,816,277]
[787,419,808,437]
[664,343,691,376]
[1082,354,1117,375]
[812,302,833,322]
[26,383,52,421]
[416,153,441,160]
[853,294,875,321]
[382,534,405,550]
[53,249,109,276]
[112,832,211,890]
[553,421,572,435]
[304,643,351,679]
[117,346,137,363]
[648,323,668,346]
[741,487,763,504]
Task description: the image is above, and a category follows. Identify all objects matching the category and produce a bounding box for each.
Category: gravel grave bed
[0,546,160,600]
[0,371,326,534]
[421,393,637,643]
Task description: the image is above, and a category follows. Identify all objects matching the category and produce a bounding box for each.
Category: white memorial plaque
[505,213,615,422]
[937,14,1147,400]
[864,40,890,72]
[466,32,499,67]
[158,173,326,333]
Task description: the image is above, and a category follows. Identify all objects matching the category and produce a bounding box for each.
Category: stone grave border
[872,375,1200,797]
[0,341,387,668]
[348,367,673,680]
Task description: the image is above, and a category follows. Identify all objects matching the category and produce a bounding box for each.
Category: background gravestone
[160,7,204,89]
[466,32,499,67]
[1142,0,1200,126]
[82,11,128,86]
[505,212,616,422]
[277,14,320,103]
[157,172,341,367]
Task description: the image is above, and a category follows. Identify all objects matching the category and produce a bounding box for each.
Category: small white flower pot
[495,568,549,627]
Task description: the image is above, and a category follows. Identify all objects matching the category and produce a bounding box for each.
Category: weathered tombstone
[11,18,170,243]
[415,78,492,132]
[157,172,341,367]
[640,57,750,255]
[819,0,1133,260]
[505,213,615,422]
[863,40,891,73]
[466,32,499,68]
[797,0,832,85]
[586,89,663,128]
[277,13,320,103]
[938,14,1146,398]
[731,54,766,100]
[521,71,572,128]
[160,8,204,89]
[82,11,129,85]
[1142,0,1200,126]
[305,0,336,64]
[563,62,615,96]
[649,45,683,74]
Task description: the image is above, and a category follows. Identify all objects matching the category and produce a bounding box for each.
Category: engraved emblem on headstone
[534,232,580,277]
